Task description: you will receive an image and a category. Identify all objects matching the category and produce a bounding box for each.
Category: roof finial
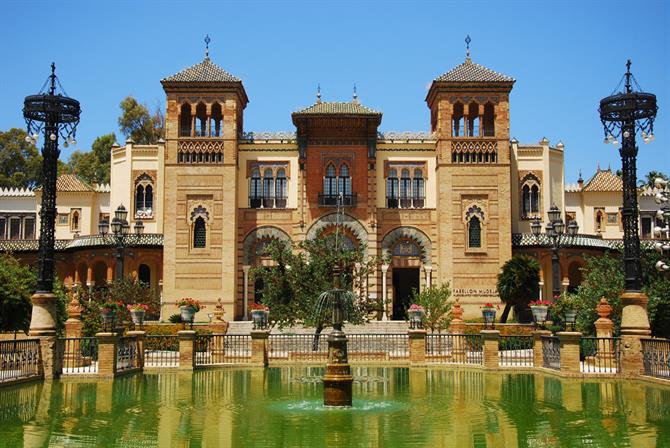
[204,34,211,60]
[316,84,322,104]
[352,84,359,104]
[578,169,583,181]
[465,35,471,61]
[49,62,56,95]
[625,59,632,93]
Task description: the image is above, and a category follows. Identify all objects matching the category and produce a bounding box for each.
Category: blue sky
[0,0,667,182]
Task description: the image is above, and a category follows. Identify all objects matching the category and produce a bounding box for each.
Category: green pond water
[1,367,669,447]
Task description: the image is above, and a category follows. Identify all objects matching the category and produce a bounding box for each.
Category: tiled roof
[56,174,95,192]
[434,58,514,83]
[161,57,241,83]
[240,131,297,141]
[378,131,436,141]
[582,169,623,192]
[0,187,34,197]
[0,234,164,253]
[293,101,381,116]
[512,233,612,249]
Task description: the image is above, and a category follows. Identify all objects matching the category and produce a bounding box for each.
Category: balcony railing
[387,196,425,209]
[249,196,288,209]
[318,194,357,207]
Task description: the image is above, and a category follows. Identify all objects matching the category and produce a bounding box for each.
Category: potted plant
[481,303,499,328]
[176,298,204,324]
[529,299,552,327]
[250,302,269,330]
[127,303,149,327]
[100,301,125,330]
[407,303,425,330]
[553,292,580,331]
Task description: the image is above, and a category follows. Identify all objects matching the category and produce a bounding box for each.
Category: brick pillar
[127,331,145,370]
[619,292,651,376]
[178,330,196,371]
[96,332,119,378]
[481,330,500,368]
[532,330,552,368]
[557,331,581,374]
[408,330,426,364]
[250,330,269,366]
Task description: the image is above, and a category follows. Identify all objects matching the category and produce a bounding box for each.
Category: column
[481,330,500,368]
[206,104,211,137]
[86,265,93,289]
[96,332,119,378]
[106,265,113,282]
[190,104,196,137]
[620,292,651,375]
[408,329,426,364]
[178,330,196,371]
[557,331,582,374]
[242,265,251,321]
[424,265,432,288]
[250,330,269,366]
[381,264,389,321]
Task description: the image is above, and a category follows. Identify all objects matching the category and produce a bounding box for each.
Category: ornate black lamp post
[531,205,579,299]
[99,205,144,280]
[24,63,80,335]
[599,60,657,292]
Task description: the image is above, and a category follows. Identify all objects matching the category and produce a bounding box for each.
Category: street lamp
[599,60,657,292]
[23,63,80,337]
[108,205,144,280]
[531,205,579,299]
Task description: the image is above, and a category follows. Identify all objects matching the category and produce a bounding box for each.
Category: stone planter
[180,306,196,324]
[251,309,268,330]
[482,309,496,327]
[130,309,146,327]
[531,306,549,325]
[564,309,578,330]
[408,310,424,329]
[101,309,116,329]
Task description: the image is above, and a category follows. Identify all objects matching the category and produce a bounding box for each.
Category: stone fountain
[315,263,354,407]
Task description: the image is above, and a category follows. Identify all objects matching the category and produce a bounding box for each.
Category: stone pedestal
[557,331,582,374]
[127,330,146,369]
[96,332,119,378]
[250,330,269,366]
[532,330,552,368]
[481,330,500,368]
[408,330,426,364]
[619,292,651,375]
[178,330,196,371]
[29,292,60,380]
[323,329,353,407]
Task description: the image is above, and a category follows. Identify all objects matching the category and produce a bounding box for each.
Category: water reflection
[0,368,668,447]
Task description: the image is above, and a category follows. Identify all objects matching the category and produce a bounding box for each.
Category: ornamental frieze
[452,140,497,153]
[178,140,225,153]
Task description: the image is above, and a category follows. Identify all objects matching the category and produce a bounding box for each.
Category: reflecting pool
[1,367,669,447]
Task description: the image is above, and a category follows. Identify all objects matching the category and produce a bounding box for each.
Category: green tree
[0,254,36,334]
[66,133,116,184]
[496,255,540,323]
[639,170,668,189]
[410,283,453,333]
[118,97,164,144]
[0,128,43,189]
[251,235,382,329]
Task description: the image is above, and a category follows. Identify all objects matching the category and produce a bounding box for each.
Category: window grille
[468,216,481,248]
[193,217,206,248]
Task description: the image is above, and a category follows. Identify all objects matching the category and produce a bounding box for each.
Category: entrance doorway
[392,268,420,320]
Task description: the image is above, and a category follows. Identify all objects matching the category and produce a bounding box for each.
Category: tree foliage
[65,133,116,184]
[410,283,453,333]
[496,255,540,323]
[118,96,165,144]
[639,170,668,189]
[251,235,382,329]
[0,128,43,189]
[0,254,36,333]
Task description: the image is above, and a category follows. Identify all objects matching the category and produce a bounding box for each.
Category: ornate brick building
[1,47,664,320]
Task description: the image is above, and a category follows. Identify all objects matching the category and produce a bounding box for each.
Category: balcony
[318,194,357,207]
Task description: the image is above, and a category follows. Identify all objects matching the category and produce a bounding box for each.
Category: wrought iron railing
[499,335,534,367]
[580,337,621,374]
[268,334,328,361]
[59,337,98,374]
[347,334,409,360]
[0,339,41,383]
[541,336,561,371]
[116,336,140,372]
[642,338,670,380]
[425,333,484,365]
[144,335,179,368]
[318,194,357,207]
[194,334,251,365]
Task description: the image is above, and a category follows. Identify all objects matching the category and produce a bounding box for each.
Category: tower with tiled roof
[425,36,515,307]
[160,36,247,316]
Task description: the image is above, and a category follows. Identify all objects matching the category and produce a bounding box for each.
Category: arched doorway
[567,261,584,293]
[92,261,107,286]
[138,264,151,285]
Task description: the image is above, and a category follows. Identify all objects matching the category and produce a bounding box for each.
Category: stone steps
[226,320,410,335]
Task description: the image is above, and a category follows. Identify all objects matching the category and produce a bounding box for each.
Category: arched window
[136,185,145,212]
[530,185,539,214]
[522,185,531,217]
[71,210,80,232]
[195,103,207,137]
[250,168,262,208]
[323,163,337,202]
[262,168,274,208]
[386,168,399,208]
[138,264,151,284]
[180,103,192,137]
[520,175,541,218]
[400,168,412,208]
[193,217,207,248]
[468,216,481,248]
[413,169,425,208]
[338,164,351,195]
[483,103,495,137]
[452,102,464,137]
[275,168,287,208]
[210,102,222,137]
[468,101,480,137]
[135,174,154,218]
[595,210,604,233]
